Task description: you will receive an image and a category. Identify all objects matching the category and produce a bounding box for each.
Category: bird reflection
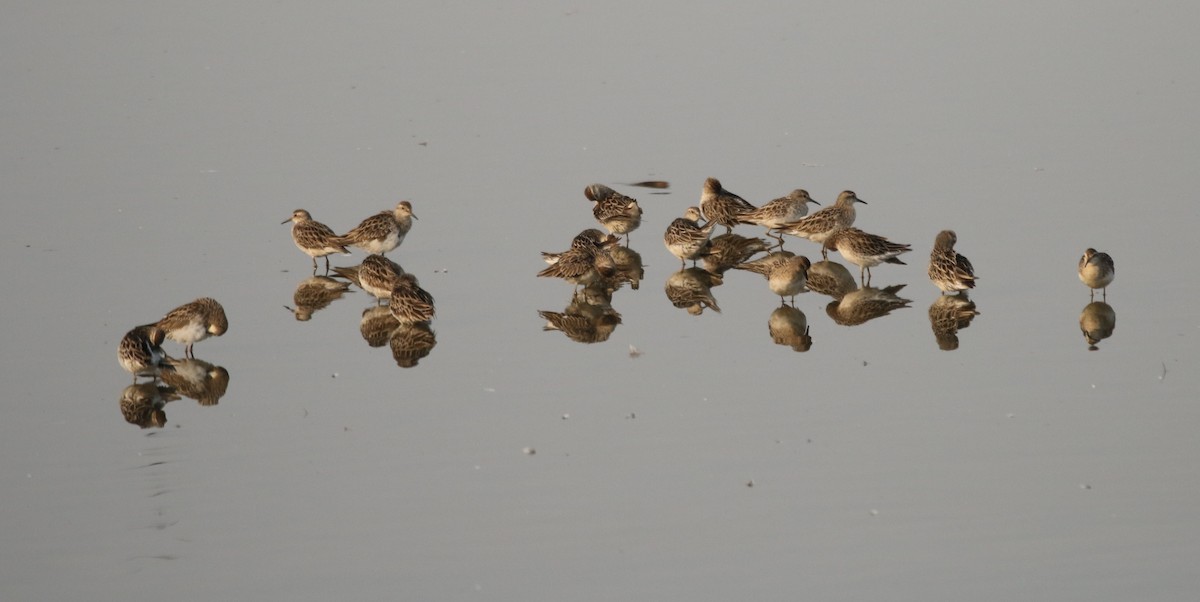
[802,259,857,299]
[390,321,437,367]
[539,285,623,343]
[1079,301,1116,351]
[158,357,230,406]
[605,245,645,291]
[360,305,399,347]
[665,268,723,315]
[769,304,812,352]
[927,293,980,350]
[119,382,179,429]
[825,284,912,326]
[701,233,770,275]
[285,276,353,321]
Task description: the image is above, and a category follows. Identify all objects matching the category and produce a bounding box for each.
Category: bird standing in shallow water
[283,209,350,273]
[738,189,820,246]
[1078,248,1114,300]
[779,190,866,243]
[337,201,416,256]
[389,273,436,324]
[927,230,976,294]
[664,206,717,267]
[585,184,642,243]
[118,325,172,382]
[155,297,228,359]
[700,177,757,234]
[822,227,911,285]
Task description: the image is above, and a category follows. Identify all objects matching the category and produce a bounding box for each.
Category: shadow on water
[1079,300,1116,351]
[928,293,981,351]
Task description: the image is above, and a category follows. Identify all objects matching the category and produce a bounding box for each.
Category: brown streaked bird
[735,251,810,303]
[664,206,717,267]
[538,231,618,286]
[332,255,405,303]
[701,233,771,275]
[541,229,614,264]
[779,190,866,243]
[389,273,436,324]
[1078,248,1115,301]
[700,177,757,234]
[155,297,227,359]
[538,296,623,344]
[117,324,172,382]
[585,184,642,242]
[336,200,416,256]
[283,209,350,273]
[822,227,911,285]
[738,189,820,245]
[359,306,400,347]
[928,230,976,293]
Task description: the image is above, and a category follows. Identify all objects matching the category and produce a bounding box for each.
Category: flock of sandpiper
[535,177,1116,348]
[118,180,1119,385]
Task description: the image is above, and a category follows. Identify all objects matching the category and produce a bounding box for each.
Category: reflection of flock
[536,179,1118,352]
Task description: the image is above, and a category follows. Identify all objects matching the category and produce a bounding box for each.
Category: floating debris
[626,180,669,189]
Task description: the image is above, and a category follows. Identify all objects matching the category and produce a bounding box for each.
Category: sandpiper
[664,206,717,267]
[779,190,866,243]
[701,233,771,274]
[155,297,227,358]
[700,177,757,234]
[822,227,911,285]
[538,230,618,286]
[117,324,172,381]
[337,200,416,255]
[389,273,436,324]
[283,209,350,273]
[333,255,405,302]
[738,189,820,245]
[928,230,976,293]
[735,252,811,303]
[585,184,642,242]
[1078,248,1114,300]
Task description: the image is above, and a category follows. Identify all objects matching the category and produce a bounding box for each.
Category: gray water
[3,2,1199,600]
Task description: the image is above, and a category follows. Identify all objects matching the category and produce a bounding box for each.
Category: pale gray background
[2,2,1198,600]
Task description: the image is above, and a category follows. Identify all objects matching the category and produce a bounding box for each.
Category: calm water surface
[3,3,1199,601]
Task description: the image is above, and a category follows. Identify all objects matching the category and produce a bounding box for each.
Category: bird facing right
[822,227,911,285]
[117,324,171,382]
[778,190,866,243]
[585,184,642,242]
[928,230,976,294]
[1078,248,1114,300]
[664,206,717,266]
[389,273,436,324]
[337,200,417,256]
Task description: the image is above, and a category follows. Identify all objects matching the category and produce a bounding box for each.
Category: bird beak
[281,218,292,225]
[809,199,821,205]
[856,198,868,204]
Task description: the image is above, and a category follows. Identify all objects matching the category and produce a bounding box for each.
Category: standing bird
[332,255,406,303]
[155,297,228,359]
[336,200,417,255]
[389,273,436,324]
[735,252,811,303]
[1078,248,1115,300]
[700,177,757,234]
[822,227,911,285]
[117,325,172,382]
[927,230,976,293]
[538,230,618,286]
[585,184,642,242]
[738,189,820,245]
[283,209,350,273]
[664,206,717,267]
[779,190,866,243]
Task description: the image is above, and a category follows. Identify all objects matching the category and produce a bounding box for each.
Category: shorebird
[664,206,717,267]
[822,227,911,285]
[779,190,866,243]
[337,200,416,255]
[283,209,350,273]
[585,184,642,242]
[1078,248,1115,300]
[928,230,976,293]
[700,177,756,234]
[154,297,227,358]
